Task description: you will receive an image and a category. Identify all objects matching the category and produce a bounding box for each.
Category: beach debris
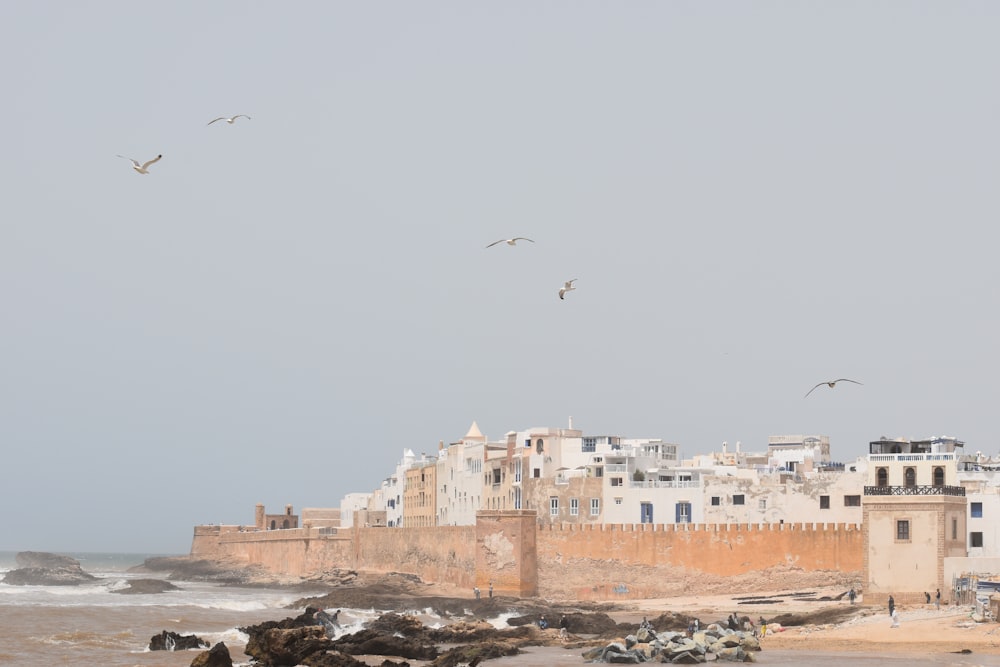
[583,623,760,663]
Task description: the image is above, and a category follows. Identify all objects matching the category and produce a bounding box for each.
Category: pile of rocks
[583,624,760,663]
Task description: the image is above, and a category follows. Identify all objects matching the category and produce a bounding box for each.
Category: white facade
[339,492,372,529]
[436,422,489,526]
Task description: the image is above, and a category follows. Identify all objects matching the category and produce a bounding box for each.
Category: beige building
[863,437,967,607]
[403,458,438,527]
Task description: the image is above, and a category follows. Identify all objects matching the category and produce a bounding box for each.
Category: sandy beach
[627,587,1000,656]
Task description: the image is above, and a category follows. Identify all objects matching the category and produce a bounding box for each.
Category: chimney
[568,416,573,429]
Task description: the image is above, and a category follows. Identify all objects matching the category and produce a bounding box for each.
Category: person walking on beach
[848,588,856,605]
[474,586,481,600]
[758,616,767,639]
[559,614,569,639]
[888,595,895,617]
[935,588,941,609]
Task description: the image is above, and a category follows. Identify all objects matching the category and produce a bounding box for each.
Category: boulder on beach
[190,641,234,667]
[149,630,210,651]
[1,551,98,586]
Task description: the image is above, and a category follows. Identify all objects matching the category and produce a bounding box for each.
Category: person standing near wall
[888,595,895,617]
[936,588,941,609]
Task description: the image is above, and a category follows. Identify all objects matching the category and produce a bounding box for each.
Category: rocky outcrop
[111,578,180,594]
[149,630,210,651]
[189,642,234,667]
[133,556,269,585]
[583,624,761,663]
[1,551,98,586]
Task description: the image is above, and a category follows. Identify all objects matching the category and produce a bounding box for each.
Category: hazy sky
[3,3,999,554]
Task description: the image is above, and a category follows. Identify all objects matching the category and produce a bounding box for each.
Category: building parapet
[864,485,966,496]
[538,521,861,533]
[869,453,957,462]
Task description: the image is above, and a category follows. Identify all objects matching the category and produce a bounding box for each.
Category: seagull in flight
[486,237,534,248]
[117,154,162,174]
[558,279,577,300]
[207,114,251,125]
[804,378,863,398]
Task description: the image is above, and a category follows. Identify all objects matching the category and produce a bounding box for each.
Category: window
[896,519,910,541]
[876,467,888,487]
[970,532,984,547]
[820,496,830,509]
[711,496,720,506]
[641,502,654,524]
[615,497,623,505]
[732,494,745,505]
[933,466,944,487]
[491,468,501,485]
[549,497,559,516]
[536,439,544,454]
[676,502,692,523]
[758,499,767,510]
[582,437,596,452]
[952,518,957,540]
[844,495,861,507]
[611,477,623,487]
[570,498,579,516]
[590,498,600,515]
[904,467,916,488]
[971,502,983,518]
[533,468,540,478]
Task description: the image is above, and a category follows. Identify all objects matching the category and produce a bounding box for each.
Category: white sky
[2,2,999,553]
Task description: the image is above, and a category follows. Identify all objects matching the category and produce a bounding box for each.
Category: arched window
[270,520,276,530]
[904,467,916,488]
[282,519,290,529]
[933,466,945,487]
[536,439,544,454]
[876,467,888,487]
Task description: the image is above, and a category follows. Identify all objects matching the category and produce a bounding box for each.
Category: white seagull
[207,114,251,125]
[117,154,162,174]
[804,378,863,398]
[485,237,534,248]
[558,279,577,300]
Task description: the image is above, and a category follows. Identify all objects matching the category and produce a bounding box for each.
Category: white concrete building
[436,422,490,526]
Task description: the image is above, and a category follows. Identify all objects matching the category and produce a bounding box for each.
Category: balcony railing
[630,480,700,489]
[864,485,965,496]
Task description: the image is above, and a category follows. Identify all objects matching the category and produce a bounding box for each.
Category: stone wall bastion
[191,512,863,599]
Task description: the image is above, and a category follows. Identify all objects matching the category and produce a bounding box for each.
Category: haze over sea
[0,551,994,667]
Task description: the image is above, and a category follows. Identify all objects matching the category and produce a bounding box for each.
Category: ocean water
[0,551,996,667]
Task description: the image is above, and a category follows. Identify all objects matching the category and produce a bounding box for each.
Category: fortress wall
[535,522,864,599]
[190,520,862,598]
[353,525,478,588]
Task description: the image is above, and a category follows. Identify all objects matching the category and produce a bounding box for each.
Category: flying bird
[558,279,577,300]
[804,378,863,398]
[207,114,251,125]
[486,237,534,248]
[117,154,162,174]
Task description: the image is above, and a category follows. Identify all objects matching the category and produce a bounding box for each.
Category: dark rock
[111,578,179,594]
[149,630,210,651]
[190,642,234,667]
[300,652,373,667]
[245,625,332,666]
[1,551,98,586]
[330,629,438,660]
[670,651,705,664]
[429,642,515,667]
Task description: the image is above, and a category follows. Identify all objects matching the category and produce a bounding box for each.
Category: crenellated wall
[190,517,863,598]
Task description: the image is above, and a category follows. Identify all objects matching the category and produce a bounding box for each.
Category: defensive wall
[190,514,863,599]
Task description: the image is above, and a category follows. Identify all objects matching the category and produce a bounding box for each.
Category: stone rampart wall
[190,520,863,598]
[535,522,863,600]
